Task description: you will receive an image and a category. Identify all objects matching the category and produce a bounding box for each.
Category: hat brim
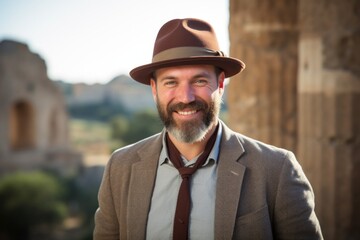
[129,56,245,85]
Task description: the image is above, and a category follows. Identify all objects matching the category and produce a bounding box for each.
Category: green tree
[0,171,67,240]
[111,110,163,145]
[110,115,129,140]
[123,110,163,144]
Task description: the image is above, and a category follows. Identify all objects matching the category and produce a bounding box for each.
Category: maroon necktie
[166,125,219,240]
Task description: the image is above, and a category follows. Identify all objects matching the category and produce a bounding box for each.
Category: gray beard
[167,118,210,143]
[156,95,221,144]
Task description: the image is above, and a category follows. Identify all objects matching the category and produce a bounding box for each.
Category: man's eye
[195,79,207,85]
[164,81,176,87]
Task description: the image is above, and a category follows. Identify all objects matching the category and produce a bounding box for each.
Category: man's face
[150,65,225,143]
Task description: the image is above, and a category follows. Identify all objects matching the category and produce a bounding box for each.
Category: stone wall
[0,40,82,175]
[228,0,360,239]
[228,0,299,153]
[297,0,360,238]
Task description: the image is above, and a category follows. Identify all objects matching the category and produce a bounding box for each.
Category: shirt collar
[159,122,223,167]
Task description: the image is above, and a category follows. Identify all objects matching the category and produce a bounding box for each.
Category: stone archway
[9,100,35,150]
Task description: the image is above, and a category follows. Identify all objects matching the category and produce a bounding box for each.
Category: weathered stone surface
[229,0,360,239]
[297,0,360,239]
[228,0,298,152]
[0,40,82,175]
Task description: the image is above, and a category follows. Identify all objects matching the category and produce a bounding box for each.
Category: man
[94,18,323,239]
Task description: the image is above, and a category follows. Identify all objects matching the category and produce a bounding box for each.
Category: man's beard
[156,95,222,143]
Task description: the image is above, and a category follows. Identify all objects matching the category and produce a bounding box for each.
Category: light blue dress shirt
[146,124,222,240]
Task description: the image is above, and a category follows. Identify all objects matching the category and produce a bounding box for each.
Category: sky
[0,0,230,84]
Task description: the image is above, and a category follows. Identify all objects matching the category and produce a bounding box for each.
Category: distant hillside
[55,75,155,113]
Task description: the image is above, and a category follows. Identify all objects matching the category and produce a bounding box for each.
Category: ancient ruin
[228,0,360,239]
[0,40,82,175]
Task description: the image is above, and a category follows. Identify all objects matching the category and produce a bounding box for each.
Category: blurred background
[0,0,359,239]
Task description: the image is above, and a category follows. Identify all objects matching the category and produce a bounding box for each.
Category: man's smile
[177,110,198,116]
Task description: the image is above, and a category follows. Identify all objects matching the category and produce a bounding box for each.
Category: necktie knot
[178,167,197,179]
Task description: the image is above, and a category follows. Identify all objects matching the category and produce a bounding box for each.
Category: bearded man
[94,18,323,240]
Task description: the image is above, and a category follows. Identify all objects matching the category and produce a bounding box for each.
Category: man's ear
[218,72,225,95]
[150,78,157,102]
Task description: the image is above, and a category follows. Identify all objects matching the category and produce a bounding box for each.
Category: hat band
[152,47,225,63]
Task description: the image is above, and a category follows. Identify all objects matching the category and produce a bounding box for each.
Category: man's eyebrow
[158,75,177,81]
[192,71,212,79]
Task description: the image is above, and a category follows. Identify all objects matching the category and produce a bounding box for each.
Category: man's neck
[168,121,218,161]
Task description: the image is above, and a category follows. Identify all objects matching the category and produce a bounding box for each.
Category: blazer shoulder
[240,133,290,157]
[109,132,163,166]
[223,124,294,171]
[222,123,290,160]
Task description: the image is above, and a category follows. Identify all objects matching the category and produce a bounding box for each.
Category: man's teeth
[178,110,197,115]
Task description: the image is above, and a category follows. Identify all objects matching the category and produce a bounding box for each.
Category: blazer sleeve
[93,157,119,240]
[273,151,323,239]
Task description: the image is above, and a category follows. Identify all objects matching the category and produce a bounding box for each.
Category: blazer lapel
[215,123,246,239]
[127,132,163,240]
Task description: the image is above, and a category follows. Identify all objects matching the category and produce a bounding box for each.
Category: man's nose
[176,84,195,104]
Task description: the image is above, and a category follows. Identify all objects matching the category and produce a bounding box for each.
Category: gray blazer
[94,121,323,239]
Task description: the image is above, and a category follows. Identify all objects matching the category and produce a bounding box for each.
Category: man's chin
[167,120,210,143]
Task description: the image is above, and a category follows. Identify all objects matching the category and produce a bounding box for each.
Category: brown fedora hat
[129,18,245,85]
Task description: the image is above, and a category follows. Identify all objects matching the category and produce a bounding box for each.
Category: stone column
[227,0,299,153]
[298,0,360,239]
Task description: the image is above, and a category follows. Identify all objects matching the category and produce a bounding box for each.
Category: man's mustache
[168,100,207,112]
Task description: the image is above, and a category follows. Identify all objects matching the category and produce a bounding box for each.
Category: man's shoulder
[222,124,301,184]
[223,123,289,154]
[114,132,163,156]
[222,123,293,165]
[239,133,289,156]
[109,132,163,165]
